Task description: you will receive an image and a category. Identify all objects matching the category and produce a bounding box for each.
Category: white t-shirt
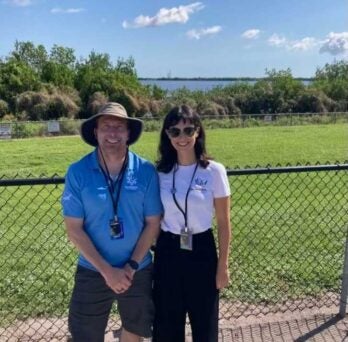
[158,160,231,235]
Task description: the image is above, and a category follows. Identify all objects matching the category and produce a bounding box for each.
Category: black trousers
[153,229,219,342]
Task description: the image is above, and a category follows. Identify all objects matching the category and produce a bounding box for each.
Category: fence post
[339,232,348,317]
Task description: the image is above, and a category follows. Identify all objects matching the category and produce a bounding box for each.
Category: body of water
[140,79,311,92]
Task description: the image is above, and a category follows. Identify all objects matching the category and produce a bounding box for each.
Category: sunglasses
[166,126,197,138]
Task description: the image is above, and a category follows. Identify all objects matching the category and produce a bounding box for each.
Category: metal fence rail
[0,164,347,341]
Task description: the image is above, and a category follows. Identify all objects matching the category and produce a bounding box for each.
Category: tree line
[0,40,347,121]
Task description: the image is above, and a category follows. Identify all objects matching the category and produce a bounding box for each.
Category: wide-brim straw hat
[80,102,143,146]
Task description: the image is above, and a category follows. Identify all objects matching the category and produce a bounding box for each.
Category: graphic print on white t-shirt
[159,161,230,235]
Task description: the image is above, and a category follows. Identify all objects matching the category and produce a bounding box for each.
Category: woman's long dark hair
[156,105,211,173]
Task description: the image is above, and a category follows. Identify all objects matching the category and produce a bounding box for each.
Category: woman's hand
[216,263,230,289]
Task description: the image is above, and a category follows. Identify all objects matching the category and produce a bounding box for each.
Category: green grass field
[0,123,347,325]
[0,123,347,176]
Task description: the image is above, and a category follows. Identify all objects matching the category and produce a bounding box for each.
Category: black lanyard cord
[172,162,199,229]
[99,148,128,219]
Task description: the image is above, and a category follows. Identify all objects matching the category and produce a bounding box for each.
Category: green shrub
[15,89,80,120]
[59,119,81,135]
[143,119,161,132]
[1,113,16,122]
[15,91,49,120]
[203,119,230,129]
[31,103,48,121]
[0,100,9,118]
[87,92,108,116]
[243,117,262,127]
[309,114,332,125]
[12,122,46,138]
[229,117,243,128]
[275,115,293,126]
[46,93,79,119]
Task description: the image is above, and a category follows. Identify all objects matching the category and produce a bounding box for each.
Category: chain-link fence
[0,163,347,341]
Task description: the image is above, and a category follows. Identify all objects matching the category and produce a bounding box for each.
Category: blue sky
[0,0,347,78]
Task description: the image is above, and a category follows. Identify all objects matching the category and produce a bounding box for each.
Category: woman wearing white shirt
[153,105,232,342]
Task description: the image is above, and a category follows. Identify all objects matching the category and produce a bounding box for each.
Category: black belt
[160,229,212,239]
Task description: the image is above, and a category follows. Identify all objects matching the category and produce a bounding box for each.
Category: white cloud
[51,8,85,14]
[289,37,318,51]
[268,34,287,47]
[186,25,222,40]
[241,29,260,40]
[268,34,318,51]
[123,2,204,29]
[319,32,348,55]
[4,0,32,6]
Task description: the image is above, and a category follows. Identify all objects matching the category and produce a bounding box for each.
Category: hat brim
[80,113,143,147]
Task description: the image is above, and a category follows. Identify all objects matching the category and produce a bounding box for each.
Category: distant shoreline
[138,77,313,81]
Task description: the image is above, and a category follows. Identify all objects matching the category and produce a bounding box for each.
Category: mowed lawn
[0,123,347,325]
[0,123,347,176]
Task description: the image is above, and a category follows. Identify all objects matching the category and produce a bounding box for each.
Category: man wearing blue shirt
[61,102,163,342]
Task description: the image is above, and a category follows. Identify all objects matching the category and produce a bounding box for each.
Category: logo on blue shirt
[125,170,138,190]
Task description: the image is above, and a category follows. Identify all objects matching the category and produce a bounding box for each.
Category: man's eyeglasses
[166,126,197,138]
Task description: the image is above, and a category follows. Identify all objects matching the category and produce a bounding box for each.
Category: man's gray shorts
[68,264,154,341]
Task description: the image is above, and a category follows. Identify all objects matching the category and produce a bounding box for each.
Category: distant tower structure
[166,70,172,79]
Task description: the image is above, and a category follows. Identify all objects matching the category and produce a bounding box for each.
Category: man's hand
[124,263,136,282]
[103,267,132,294]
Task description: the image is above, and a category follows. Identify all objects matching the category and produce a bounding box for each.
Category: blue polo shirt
[61,149,163,271]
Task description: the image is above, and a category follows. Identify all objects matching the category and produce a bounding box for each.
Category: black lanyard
[99,149,128,220]
[171,162,199,229]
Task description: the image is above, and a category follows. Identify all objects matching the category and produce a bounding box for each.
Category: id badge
[180,227,193,251]
[109,217,124,239]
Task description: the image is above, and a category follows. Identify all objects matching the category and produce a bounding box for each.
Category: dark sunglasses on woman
[166,126,196,138]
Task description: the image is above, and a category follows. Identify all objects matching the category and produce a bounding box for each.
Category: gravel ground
[1,303,347,341]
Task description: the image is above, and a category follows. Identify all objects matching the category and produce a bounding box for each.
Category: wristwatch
[127,259,139,271]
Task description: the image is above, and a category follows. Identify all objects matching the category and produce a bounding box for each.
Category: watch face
[128,260,139,270]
